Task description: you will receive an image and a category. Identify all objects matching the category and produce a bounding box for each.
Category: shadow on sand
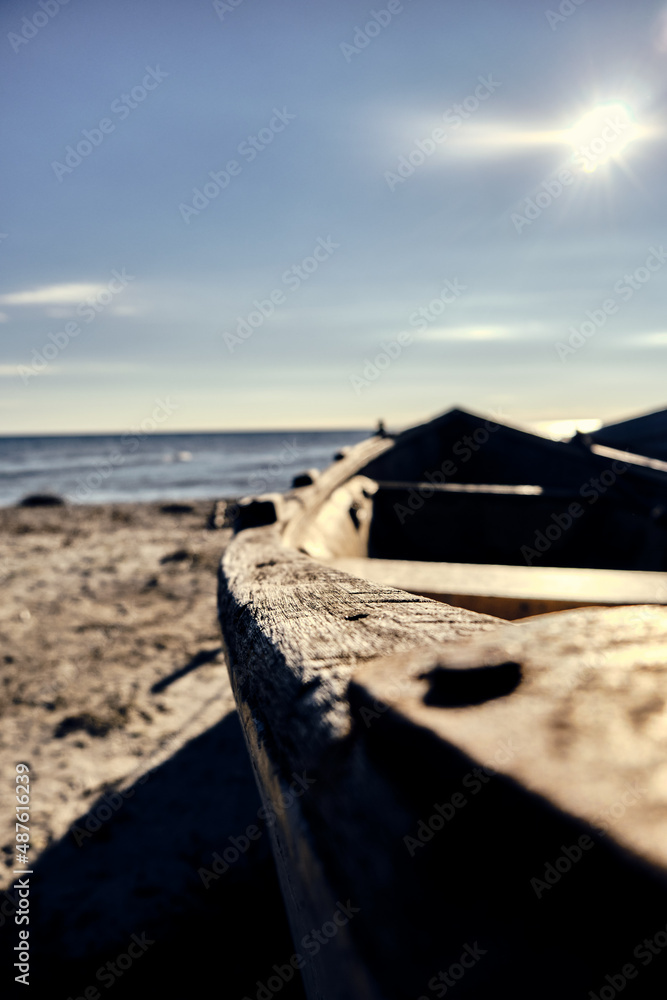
[1,711,306,999]
[150,647,225,694]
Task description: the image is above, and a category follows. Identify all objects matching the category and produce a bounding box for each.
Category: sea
[0,430,372,506]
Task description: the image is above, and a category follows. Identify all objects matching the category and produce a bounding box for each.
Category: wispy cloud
[615,331,667,347]
[0,282,105,306]
[0,364,61,377]
[0,361,142,379]
[65,361,142,375]
[421,324,528,342]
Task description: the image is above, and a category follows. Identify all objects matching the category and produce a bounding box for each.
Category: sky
[1,0,667,434]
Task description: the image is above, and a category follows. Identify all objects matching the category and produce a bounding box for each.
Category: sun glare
[563,102,647,173]
[534,418,602,441]
[421,98,656,174]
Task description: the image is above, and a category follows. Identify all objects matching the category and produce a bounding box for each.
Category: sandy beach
[0,500,304,997]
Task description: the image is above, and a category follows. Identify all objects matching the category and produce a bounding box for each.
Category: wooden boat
[587,404,667,463]
[217,408,667,1000]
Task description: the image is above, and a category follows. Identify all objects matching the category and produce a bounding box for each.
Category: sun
[563,102,647,173]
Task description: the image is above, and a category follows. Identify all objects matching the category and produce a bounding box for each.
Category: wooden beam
[219,525,667,998]
[325,557,667,619]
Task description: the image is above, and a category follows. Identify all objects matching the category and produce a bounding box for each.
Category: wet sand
[0,500,304,997]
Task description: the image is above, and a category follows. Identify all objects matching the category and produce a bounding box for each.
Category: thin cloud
[58,362,143,375]
[616,331,667,347]
[0,361,141,380]
[421,325,524,342]
[0,364,61,377]
[0,283,105,305]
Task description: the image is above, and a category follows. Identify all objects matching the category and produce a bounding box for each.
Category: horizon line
[0,426,375,439]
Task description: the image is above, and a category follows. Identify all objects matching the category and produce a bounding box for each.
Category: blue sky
[1,0,667,434]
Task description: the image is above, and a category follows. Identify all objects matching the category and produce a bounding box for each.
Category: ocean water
[0,430,372,506]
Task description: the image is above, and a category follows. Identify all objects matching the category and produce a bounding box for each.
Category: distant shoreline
[0,429,370,507]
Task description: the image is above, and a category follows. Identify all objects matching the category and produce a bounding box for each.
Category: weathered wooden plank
[218,415,667,997]
[219,526,501,763]
[218,526,504,999]
[326,556,667,619]
[281,436,392,548]
[219,523,667,998]
[353,604,667,874]
[347,605,667,997]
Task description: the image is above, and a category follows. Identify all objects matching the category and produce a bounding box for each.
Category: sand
[0,500,305,997]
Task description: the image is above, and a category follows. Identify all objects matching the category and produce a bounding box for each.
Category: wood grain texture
[218,526,503,999]
[346,605,667,998]
[352,604,667,873]
[219,525,667,998]
[219,526,501,762]
[324,556,667,619]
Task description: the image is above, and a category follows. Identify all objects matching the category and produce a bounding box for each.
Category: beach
[0,499,304,997]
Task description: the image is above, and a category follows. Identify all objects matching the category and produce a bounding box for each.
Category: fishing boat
[586,404,667,463]
[217,407,667,1000]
